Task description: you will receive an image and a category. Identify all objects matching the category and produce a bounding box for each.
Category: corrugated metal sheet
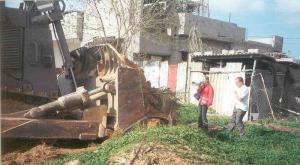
[176,62,187,92]
[188,61,248,117]
[192,51,276,57]
[209,63,246,116]
[176,62,187,101]
[159,61,168,87]
[191,52,276,62]
[139,60,169,88]
[190,61,203,71]
[143,61,160,88]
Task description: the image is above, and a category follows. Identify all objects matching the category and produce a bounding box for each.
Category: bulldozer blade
[113,67,148,130]
[1,117,104,140]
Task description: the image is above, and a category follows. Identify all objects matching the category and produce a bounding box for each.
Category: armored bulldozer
[1,1,177,140]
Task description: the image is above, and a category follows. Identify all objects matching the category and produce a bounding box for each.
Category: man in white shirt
[227,77,249,136]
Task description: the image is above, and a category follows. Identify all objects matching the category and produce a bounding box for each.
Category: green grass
[45,104,300,165]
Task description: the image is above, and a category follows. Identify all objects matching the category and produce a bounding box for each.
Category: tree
[64,0,205,58]
[80,0,182,56]
[188,25,203,53]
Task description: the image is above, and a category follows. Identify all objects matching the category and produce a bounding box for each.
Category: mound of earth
[1,143,96,165]
[109,143,205,165]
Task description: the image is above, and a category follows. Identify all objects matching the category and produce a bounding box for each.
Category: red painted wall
[167,64,178,91]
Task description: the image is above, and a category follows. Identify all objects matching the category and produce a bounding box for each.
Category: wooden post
[259,73,276,119]
[184,53,191,102]
[248,60,257,120]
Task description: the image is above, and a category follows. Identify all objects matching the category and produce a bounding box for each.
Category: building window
[210,61,226,68]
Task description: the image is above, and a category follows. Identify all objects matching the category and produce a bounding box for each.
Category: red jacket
[197,83,214,106]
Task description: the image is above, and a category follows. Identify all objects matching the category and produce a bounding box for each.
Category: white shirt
[233,85,249,111]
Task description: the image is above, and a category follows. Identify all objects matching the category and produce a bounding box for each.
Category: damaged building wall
[139,33,172,56]
[178,13,246,43]
[201,39,231,54]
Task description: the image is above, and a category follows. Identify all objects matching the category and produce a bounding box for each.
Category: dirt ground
[188,122,224,131]
[1,139,98,165]
[265,124,300,133]
[249,122,300,133]
[109,143,205,165]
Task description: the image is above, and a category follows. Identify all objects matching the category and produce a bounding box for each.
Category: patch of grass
[177,103,218,125]
[45,104,300,165]
[177,104,198,125]
[209,125,300,164]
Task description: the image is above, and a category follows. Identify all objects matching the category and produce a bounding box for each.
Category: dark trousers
[198,105,208,130]
[227,108,246,135]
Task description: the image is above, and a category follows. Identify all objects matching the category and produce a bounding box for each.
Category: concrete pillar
[169,35,182,64]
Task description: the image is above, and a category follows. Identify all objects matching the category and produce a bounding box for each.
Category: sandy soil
[1,140,97,165]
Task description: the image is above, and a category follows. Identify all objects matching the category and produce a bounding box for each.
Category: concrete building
[79,0,285,93]
[82,1,283,62]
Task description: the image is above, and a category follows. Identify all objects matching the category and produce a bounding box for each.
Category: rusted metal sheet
[83,105,107,121]
[0,110,30,118]
[115,67,147,129]
[209,63,246,117]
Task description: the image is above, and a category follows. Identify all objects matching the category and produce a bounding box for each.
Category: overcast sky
[6,0,300,58]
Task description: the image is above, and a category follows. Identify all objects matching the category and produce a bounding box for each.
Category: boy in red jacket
[197,76,214,131]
